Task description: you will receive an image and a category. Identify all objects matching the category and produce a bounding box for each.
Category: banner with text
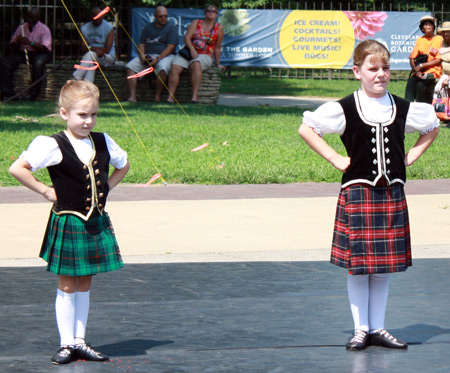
[131,9,429,70]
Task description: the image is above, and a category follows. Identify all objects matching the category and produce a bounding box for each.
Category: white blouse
[303,90,440,136]
[21,132,128,172]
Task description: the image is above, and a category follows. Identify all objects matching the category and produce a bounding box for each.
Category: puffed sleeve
[104,133,128,169]
[302,101,346,136]
[21,136,62,172]
[405,102,440,135]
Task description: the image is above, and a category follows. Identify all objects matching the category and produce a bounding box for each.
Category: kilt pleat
[40,210,124,276]
[331,183,411,275]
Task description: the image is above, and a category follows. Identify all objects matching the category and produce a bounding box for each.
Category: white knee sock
[55,289,76,346]
[347,274,369,332]
[74,290,90,346]
[368,273,390,332]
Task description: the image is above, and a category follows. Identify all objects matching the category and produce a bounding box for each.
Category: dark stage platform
[1,259,450,372]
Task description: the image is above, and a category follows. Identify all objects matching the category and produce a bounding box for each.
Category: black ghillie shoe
[346,329,369,351]
[369,329,408,349]
[51,346,75,364]
[75,343,109,361]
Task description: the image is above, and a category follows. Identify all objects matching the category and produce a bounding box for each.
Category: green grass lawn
[1,94,447,186]
[220,77,408,98]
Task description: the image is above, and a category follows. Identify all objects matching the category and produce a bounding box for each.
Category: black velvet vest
[48,131,110,220]
[339,92,410,188]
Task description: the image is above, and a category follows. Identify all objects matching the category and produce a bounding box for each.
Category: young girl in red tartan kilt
[10,80,130,364]
[299,40,439,351]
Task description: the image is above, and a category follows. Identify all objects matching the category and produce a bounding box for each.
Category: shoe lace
[379,329,397,341]
[58,347,72,357]
[80,343,101,356]
[351,329,367,343]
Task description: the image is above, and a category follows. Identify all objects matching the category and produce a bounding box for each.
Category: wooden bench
[12,63,222,104]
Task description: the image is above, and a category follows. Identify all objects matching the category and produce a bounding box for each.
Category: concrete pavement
[1,181,449,266]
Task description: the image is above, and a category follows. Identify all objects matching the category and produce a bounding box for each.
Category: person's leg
[154,70,167,102]
[347,274,370,331]
[55,290,76,347]
[415,79,427,103]
[368,273,407,348]
[73,52,98,82]
[167,64,185,103]
[126,57,146,102]
[422,77,436,104]
[74,276,92,346]
[190,61,203,102]
[368,273,390,331]
[346,274,370,350]
[416,77,436,104]
[126,68,139,102]
[102,54,115,67]
[52,275,78,364]
[72,275,109,361]
[73,51,89,81]
[154,55,174,102]
[28,52,50,99]
[404,76,417,102]
[0,53,23,99]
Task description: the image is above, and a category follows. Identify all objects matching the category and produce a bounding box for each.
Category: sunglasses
[157,14,168,18]
[206,9,218,14]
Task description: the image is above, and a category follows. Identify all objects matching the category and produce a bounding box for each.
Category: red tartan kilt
[331,183,412,275]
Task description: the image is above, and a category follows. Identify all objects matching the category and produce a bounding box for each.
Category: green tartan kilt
[40,210,124,276]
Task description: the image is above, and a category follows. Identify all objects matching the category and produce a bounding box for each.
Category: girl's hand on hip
[43,187,57,203]
[330,154,351,173]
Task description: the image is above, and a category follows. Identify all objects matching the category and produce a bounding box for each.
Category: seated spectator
[405,16,442,104]
[126,6,177,102]
[167,5,225,104]
[0,7,52,101]
[73,7,115,82]
[434,74,448,93]
[438,21,450,82]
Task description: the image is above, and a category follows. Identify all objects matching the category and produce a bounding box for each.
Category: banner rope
[61,1,225,183]
[99,0,189,114]
[60,0,166,183]
[95,2,225,168]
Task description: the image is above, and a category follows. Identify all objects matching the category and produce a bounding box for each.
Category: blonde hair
[353,40,390,67]
[58,80,100,110]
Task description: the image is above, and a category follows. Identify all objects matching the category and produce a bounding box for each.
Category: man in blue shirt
[126,6,178,102]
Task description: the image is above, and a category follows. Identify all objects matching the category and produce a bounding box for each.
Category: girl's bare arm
[298,123,351,173]
[404,127,439,167]
[108,161,130,190]
[9,158,56,202]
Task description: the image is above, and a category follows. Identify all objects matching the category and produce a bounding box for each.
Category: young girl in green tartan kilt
[9,80,130,365]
